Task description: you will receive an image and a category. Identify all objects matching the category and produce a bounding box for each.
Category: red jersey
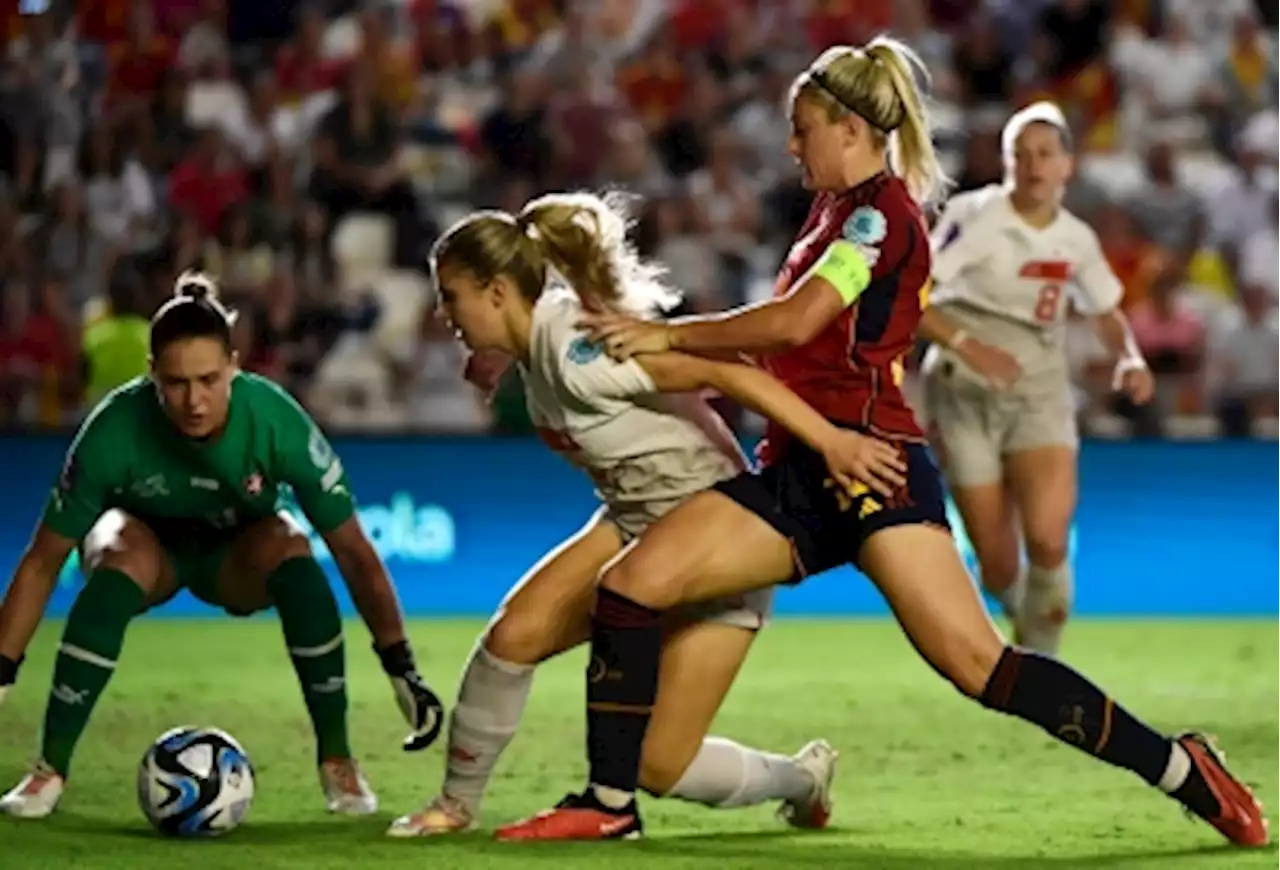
[761,173,931,464]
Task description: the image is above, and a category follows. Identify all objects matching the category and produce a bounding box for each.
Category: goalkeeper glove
[375,640,444,752]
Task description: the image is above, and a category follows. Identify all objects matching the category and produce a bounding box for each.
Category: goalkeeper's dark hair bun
[173,270,219,301]
[150,271,237,357]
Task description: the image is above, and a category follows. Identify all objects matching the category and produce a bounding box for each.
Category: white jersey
[930,184,1123,327]
[521,287,742,536]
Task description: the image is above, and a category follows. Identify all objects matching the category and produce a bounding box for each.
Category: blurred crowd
[0,0,1275,437]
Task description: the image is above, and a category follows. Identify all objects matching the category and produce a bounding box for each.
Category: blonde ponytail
[517,195,622,310]
[792,36,949,203]
[863,39,947,204]
[432,191,680,317]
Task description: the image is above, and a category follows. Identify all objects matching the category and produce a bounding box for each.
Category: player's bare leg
[393,513,821,838]
[640,618,835,829]
[219,514,375,816]
[388,517,617,837]
[1004,446,1076,655]
[860,523,1268,847]
[2,512,177,819]
[497,491,795,841]
[949,481,1023,620]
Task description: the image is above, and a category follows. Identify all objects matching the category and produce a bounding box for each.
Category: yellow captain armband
[810,240,872,307]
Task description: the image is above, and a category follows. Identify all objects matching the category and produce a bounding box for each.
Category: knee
[1023,523,1069,568]
[85,516,164,594]
[963,520,1020,593]
[269,535,315,570]
[600,555,680,611]
[484,609,555,666]
[975,551,1021,593]
[255,521,315,578]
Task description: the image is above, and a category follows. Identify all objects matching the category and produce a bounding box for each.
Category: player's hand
[820,430,907,500]
[463,350,512,400]
[0,654,21,706]
[375,641,445,752]
[956,338,1022,390]
[578,313,670,360]
[1115,363,1154,405]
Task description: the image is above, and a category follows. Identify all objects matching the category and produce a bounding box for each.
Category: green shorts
[162,541,244,614]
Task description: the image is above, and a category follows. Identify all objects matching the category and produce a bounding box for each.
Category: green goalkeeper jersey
[41,372,355,552]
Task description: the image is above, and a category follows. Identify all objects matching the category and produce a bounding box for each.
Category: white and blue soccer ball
[137,726,255,837]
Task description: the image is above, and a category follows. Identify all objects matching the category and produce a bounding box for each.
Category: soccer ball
[137,726,255,837]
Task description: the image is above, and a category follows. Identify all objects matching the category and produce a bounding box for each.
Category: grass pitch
[0,619,1275,870]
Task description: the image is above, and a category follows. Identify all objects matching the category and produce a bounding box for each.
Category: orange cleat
[1177,732,1269,847]
[496,792,643,842]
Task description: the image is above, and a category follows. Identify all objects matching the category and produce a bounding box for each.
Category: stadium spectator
[104,3,174,112]
[168,125,249,236]
[0,0,1272,439]
[275,4,347,103]
[1237,193,1279,302]
[1128,268,1208,421]
[310,60,425,267]
[1209,285,1279,436]
[82,264,150,406]
[1127,140,1204,261]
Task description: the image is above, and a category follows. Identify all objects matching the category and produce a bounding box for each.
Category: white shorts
[603,500,774,632]
[920,309,1077,488]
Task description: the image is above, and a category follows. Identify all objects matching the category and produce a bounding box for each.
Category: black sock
[585,588,663,799]
[980,647,1220,812]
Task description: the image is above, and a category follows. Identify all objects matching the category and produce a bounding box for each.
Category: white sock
[1157,742,1192,793]
[442,644,535,812]
[1025,560,1073,615]
[666,736,814,808]
[590,784,635,809]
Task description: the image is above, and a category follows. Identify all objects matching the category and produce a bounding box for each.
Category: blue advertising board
[0,436,1274,617]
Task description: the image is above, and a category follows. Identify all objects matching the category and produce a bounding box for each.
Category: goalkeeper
[0,272,443,820]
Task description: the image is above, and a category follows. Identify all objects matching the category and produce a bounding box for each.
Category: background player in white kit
[387,192,908,836]
[918,103,1155,655]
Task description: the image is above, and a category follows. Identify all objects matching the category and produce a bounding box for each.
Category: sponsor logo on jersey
[1019,259,1073,281]
[566,335,603,364]
[844,206,888,246]
[308,427,335,470]
[131,474,169,498]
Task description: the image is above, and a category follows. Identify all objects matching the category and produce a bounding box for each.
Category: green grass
[0,619,1276,870]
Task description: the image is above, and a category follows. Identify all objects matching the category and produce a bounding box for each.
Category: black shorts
[714,435,950,579]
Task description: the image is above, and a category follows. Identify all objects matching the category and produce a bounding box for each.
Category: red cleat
[496,792,643,842]
[1177,732,1269,847]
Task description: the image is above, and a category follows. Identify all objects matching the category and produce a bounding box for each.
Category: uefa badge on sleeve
[566,335,604,365]
[843,206,888,246]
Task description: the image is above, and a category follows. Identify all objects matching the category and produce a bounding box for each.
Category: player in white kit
[918,103,1154,655]
[387,192,908,837]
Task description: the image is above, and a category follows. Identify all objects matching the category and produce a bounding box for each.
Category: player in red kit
[495,36,1268,848]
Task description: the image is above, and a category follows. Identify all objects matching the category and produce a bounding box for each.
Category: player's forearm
[708,363,840,454]
[0,554,61,661]
[918,305,966,349]
[668,301,799,355]
[332,550,407,648]
[1093,309,1144,367]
